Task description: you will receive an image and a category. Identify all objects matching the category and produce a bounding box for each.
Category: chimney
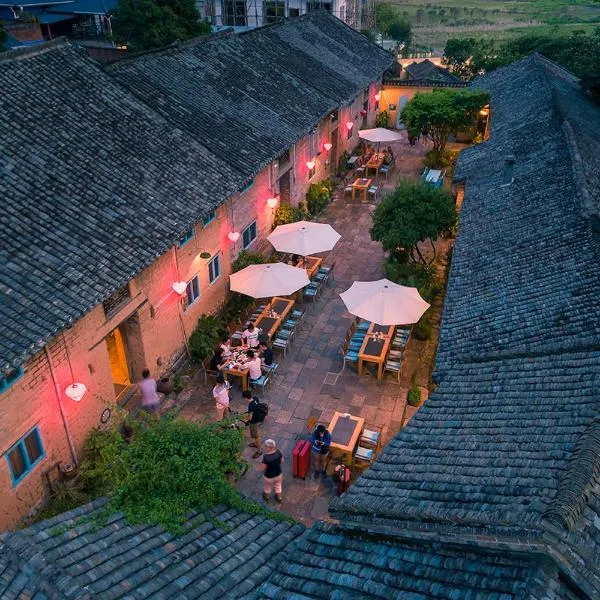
[502,154,515,185]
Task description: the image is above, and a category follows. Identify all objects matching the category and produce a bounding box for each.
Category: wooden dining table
[367,323,395,338]
[352,178,372,202]
[358,334,392,382]
[327,412,365,465]
[304,256,323,279]
[265,296,295,321]
[365,153,385,177]
[253,314,281,341]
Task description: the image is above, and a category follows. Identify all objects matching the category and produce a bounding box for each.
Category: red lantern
[374,92,381,102]
[306,160,315,170]
[65,382,86,402]
[346,121,354,131]
[323,142,333,152]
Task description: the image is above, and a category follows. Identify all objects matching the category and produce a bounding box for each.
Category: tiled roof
[332,55,600,596]
[248,522,563,599]
[108,12,394,180]
[0,41,242,372]
[0,498,305,598]
[405,59,462,84]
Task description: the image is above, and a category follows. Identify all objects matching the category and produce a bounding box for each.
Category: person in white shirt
[139,369,160,413]
[242,323,261,348]
[212,374,231,420]
[245,350,263,383]
[220,335,232,358]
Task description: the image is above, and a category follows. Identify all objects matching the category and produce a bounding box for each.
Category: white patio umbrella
[267,220,341,256]
[340,279,430,326]
[229,263,310,298]
[358,128,403,144]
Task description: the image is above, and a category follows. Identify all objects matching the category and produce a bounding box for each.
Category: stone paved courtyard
[178,132,453,525]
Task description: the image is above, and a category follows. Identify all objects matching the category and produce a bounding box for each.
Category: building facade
[0,13,392,529]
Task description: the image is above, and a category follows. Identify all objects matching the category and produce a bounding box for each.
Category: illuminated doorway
[106,327,131,400]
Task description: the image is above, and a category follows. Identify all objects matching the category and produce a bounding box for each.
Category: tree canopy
[375,2,411,47]
[401,88,489,161]
[111,0,210,51]
[370,180,457,265]
[442,31,600,101]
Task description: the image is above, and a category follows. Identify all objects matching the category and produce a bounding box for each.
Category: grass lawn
[385,0,600,51]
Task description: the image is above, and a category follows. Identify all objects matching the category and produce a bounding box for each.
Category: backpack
[253,401,269,422]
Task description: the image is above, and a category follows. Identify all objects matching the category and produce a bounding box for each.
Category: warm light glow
[375,92,381,102]
[65,382,86,402]
[267,197,278,208]
[479,108,489,116]
[172,281,187,295]
[346,121,354,130]
[323,142,333,152]
[228,231,240,242]
[306,160,316,170]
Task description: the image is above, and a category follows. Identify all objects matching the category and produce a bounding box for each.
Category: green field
[386,0,600,51]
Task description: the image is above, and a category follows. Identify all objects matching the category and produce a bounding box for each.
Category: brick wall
[0,84,383,530]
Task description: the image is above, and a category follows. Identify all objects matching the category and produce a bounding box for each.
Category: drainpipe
[45,346,79,466]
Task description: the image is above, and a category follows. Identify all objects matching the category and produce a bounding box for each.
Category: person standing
[212,374,231,421]
[139,368,160,413]
[242,323,261,348]
[311,424,331,478]
[259,439,283,503]
[243,389,267,459]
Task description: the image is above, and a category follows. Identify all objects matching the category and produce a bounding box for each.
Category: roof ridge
[0,36,68,63]
[543,416,600,531]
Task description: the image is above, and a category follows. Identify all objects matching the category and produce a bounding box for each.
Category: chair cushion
[354,446,373,461]
[360,429,380,445]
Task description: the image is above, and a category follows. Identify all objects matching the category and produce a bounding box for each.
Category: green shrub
[384,259,440,302]
[219,293,253,326]
[412,309,432,341]
[306,181,332,217]
[407,386,421,406]
[338,150,350,175]
[172,373,184,394]
[231,250,266,273]
[188,315,224,363]
[273,204,307,227]
[375,110,389,127]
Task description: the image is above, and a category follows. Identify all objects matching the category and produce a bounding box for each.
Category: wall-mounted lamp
[323,142,333,152]
[172,281,187,295]
[306,160,316,170]
[346,122,354,131]
[267,197,278,209]
[65,382,86,402]
[375,92,381,102]
[228,231,240,242]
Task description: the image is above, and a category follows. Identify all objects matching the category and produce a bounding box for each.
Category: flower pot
[157,377,173,394]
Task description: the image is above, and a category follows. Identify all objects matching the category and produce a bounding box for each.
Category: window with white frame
[242,221,257,249]
[208,254,221,284]
[202,210,216,227]
[178,228,195,247]
[6,426,45,486]
[186,276,200,307]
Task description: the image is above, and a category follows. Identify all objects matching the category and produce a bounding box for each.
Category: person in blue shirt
[311,424,331,479]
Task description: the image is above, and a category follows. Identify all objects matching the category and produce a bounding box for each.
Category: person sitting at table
[242,323,261,348]
[311,424,331,479]
[384,146,394,165]
[244,349,263,385]
[210,347,227,372]
[220,335,232,358]
[259,341,273,367]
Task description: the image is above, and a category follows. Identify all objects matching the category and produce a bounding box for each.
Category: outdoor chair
[340,336,359,372]
[273,328,294,358]
[353,444,375,472]
[384,353,403,383]
[262,361,279,376]
[230,331,243,347]
[355,166,366,177]
[201,355,219,385]
[250,371,272,398]
[303,281,321,306]
[379,164,391,180]
[360,424,383,451]
[367,185,379,201]
[344,184,353,198]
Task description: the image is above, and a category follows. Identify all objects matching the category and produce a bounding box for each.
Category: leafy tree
[442,37,478,78]
[388,18,411,48]
[111,0,210,51]
[231,249,266,273]
[401,88,490,162]
[370,180,456,265]
[375,3,398,37]
[360,28,376,43]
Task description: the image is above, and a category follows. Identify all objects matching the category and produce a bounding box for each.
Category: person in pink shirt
[139,369,160,413]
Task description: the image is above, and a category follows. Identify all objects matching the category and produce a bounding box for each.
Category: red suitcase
[292,439,311,479]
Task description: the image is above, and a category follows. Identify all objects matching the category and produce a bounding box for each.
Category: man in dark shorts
[259,439,283,503]
[243,389,267,458]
